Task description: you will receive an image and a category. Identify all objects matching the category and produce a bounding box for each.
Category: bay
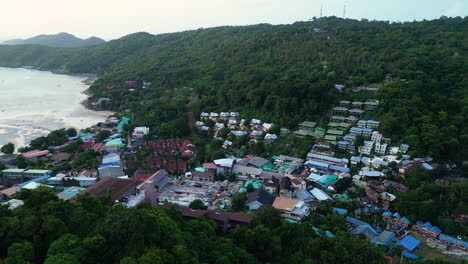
[0,67,111,148]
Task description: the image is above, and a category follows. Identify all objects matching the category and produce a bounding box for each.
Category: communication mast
[320,4,323,18]
[343,5,346,18]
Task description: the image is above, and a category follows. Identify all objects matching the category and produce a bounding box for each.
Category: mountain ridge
[1,32,106,48]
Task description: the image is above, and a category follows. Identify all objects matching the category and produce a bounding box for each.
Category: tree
[66,128,78,137]
[227,173,237,182]
[96,130,111,142]
[189,199,207,210]
[215,173,225,181]
[231,192,247,212]
[15,154,27,169]
[251,205,282,229]
[1,143,15,154]
[246,183,254,192]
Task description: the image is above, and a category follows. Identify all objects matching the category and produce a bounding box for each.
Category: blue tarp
[333,207,348,215]
[403,251,419,260]
[398,235,420,252]
[16,175,51,188]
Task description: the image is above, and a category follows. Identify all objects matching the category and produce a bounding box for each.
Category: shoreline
[2,65,112,117]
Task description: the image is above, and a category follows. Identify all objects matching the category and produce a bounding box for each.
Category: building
[439,234,468,251]
[22,150,49,161]
[147,170,170,191]
[232,165,262,178]
[57,187,85,201]
[359,141,374,155]
[189,171,215,182]
[412,221,442,238]
[78,177,145,207]
[1,168,26,179]
[298,121,316,131]
[98,164,125,178]
[246,189,275,210]
[371,231,395,246]
[374,142,388,155]
[133,127,149,139]
[262,177,280,194]
[332,107,348,116]
[371,131,382,143]
[273,197,310,221]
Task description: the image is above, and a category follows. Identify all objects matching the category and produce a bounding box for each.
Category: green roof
[195,167,206,172]
[294,130,311,136]
[327,129,344,136]
[105,139,125,146]
[338,122,350,128]
[325,231,335,238]
[324,135,336,141]
[1,169,25,173]
[117,117,131,131]
[328,122,340,127]
[98,97,111,103]
[342,194,351,200]
[319,174,339,187]
[299,121,317,128]
[24,169,50,174]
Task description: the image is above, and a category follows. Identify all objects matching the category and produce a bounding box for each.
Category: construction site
[157,178,245,210]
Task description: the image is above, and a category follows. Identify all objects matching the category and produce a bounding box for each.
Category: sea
[0,67,110,148]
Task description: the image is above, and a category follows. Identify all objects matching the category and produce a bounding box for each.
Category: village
[0,82,466,262]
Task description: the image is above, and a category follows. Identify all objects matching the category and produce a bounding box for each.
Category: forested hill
[0,17,466,162]
[1,32,105,48]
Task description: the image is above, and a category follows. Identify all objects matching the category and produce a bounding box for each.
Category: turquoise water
[0,67,108,148]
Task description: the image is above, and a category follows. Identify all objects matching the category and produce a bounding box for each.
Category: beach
[0,67,111,148]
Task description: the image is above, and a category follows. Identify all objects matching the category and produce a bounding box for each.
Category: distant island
[1,32,105,48]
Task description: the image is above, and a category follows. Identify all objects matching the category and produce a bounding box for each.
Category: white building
[133,127,149,139]
[359,141,374,155]
[374,142,388,155]
[371,131,382,143]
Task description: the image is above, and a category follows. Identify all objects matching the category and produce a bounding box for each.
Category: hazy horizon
[1,0,467,41]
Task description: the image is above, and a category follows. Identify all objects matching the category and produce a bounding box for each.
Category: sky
[1,0,467,41]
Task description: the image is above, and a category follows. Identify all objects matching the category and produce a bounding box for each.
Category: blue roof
[351,225,378,239]
[430,226,442,235]
[400,216,411,224]
[439,233,468,248]
[416,221,424,227]
[403,251,419,260]
[16,175,51,188]
[382,211,392,217]
[371,231,395,246]
[398,235,420,251]
[329,165,350,173]
[98,163,118,169]
[393,212,401,219]
[333,207,348,215]
[423,222,433,229]
[345,216,369,227]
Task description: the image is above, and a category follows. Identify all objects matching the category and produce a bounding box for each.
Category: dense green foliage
[0,187,393,264]
[0,143,15,154]
[2,32,105,48]
[0,17,466,162]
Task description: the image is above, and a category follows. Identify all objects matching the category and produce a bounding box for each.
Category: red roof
[131,174,152,181]
[22,150,49,159]
[82,140,94,150]
[203,163,217,169]
[92,143,105,153]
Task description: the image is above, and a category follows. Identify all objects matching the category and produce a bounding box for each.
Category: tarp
[398,235,420,252]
